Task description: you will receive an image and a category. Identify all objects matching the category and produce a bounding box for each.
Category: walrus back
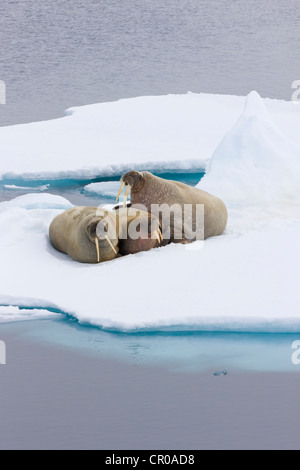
[49,209,77,255]
[49,207,93,261]
[131,173,228,240]
[154,177,228,239]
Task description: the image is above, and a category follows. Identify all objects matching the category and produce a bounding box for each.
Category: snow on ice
[0,91,299,332]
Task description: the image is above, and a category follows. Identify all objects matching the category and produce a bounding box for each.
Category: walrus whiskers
[115,181,125,203]
[95,237,100,262]
[105,235,117,254]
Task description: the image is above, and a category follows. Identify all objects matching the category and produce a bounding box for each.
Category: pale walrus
[115,170,228,243]
[49,206,162,263]
[49,206,119,263]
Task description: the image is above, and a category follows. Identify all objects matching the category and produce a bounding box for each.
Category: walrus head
[115,171,146,206]
[115,207,163,255]
[86,210,119,262]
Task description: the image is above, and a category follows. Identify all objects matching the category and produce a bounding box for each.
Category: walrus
[49,206,162,263]
[115,206,162,255]
[49,206,119,263]
[115,170,228,243]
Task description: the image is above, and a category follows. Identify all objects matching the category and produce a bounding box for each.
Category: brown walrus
[49,205,162,263]
[115,206,162,256]
[115,170,228,243]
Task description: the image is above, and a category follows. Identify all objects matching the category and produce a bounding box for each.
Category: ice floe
[0,91,299,332]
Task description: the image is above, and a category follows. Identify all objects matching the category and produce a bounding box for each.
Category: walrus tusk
[115,181,125,203]
[158,228,163,241]
[153,230,161,243]
[105,235,117,254]
[95,237,100,262]
[123,185,131,207]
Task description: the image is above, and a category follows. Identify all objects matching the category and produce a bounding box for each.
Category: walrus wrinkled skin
[49,206,162,263]
[116,170,228,243]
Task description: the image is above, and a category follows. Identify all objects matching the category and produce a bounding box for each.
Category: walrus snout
[145,212,163,242]
[86,218,104,239]
[116,171,145,207]
[121,170,143,188]
[114,207,163,256]
[87,217,118,261]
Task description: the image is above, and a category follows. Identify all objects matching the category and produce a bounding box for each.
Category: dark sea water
[1,0,300,126]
